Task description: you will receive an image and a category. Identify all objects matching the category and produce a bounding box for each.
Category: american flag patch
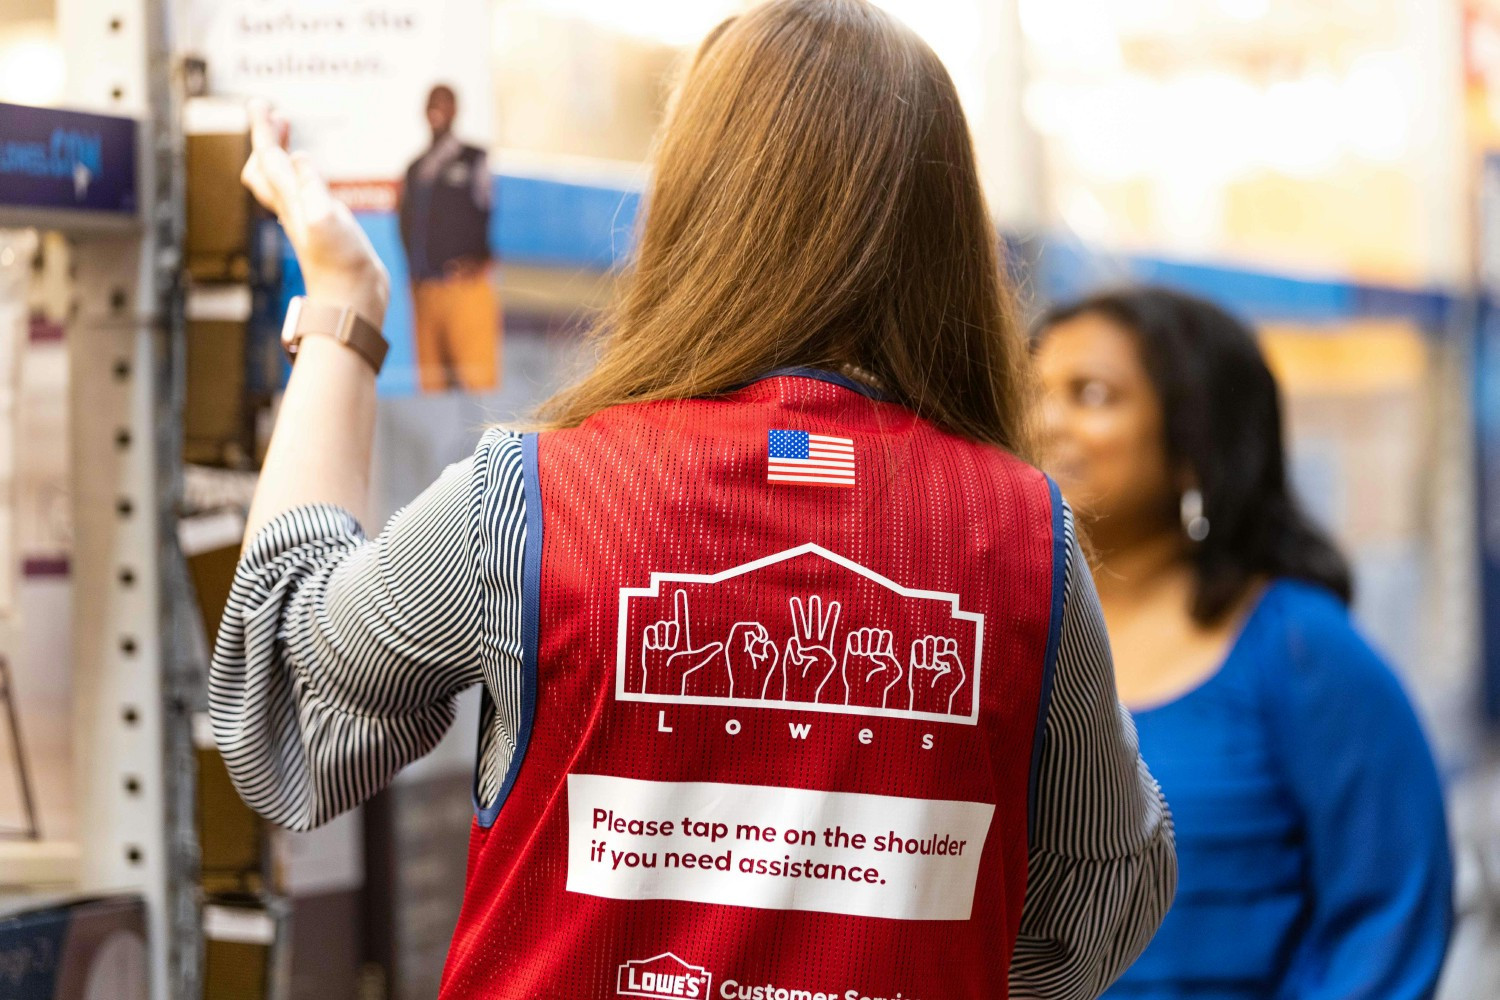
[767,430,855,487]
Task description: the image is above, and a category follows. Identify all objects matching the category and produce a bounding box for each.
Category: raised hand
[842,627,904,708]
[240,102,389,328]
[783,595,841,703]
[726,622,782,699]
[907,635,966,714]
[641,589,724,696]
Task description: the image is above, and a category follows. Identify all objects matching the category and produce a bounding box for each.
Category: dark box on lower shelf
[0,894,148,1000]
[365,770,473,1000]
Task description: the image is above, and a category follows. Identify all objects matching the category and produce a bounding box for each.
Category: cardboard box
[186,542,240,640]
[198,745,267,896]
[191,702,266,897]
[273,811,366,1000]
[287,890,364,1000]
[184,316,251,468]
[204,901,288,1000]
[187,132,254,283]
[364,771,471,1000]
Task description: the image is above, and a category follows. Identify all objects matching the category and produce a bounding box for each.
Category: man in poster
[398,84,501,392]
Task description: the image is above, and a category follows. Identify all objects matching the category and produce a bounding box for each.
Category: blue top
[1106,579,1452,1000]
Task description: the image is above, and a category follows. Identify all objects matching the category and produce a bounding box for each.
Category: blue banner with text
[0,102,137,215]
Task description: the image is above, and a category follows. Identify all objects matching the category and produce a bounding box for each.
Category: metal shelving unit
[0,1,200,998]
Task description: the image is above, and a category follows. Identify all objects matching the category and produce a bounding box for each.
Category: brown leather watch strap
[282,297,389,374]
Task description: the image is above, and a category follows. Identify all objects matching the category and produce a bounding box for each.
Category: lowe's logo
[618,952,713,999]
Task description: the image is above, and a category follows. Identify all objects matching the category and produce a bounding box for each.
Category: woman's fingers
[289,151,321,189]
[242,159,283,218]
[244,102,301,223]
[288,151,341,225]
[238,101,389,324]
[239,148,279,217]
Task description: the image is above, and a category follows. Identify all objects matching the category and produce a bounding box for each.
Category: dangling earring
[1180,488,1210,542]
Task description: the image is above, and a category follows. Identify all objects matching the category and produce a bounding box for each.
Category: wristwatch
[281,296,389,374]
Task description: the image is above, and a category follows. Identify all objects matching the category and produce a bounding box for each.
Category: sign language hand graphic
[641,590,724,696]
[907,635,966,714]
[842,627,904,708]
[727,622,782,699]
[783,595,841,703]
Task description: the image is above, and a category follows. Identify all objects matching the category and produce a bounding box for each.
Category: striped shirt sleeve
[1009,502,1178,998]
[208,429,523,831]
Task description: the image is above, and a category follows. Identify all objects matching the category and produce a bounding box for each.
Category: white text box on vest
[566,773,995,921]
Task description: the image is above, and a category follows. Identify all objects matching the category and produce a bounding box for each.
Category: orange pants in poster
[411,271,502,392]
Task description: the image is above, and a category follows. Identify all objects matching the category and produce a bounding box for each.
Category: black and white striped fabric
[210,427,1175,999]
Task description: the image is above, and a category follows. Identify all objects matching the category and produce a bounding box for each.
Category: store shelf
[0,840,81,887]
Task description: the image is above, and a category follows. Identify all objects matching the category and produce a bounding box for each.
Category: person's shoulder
[1254,578,1407,697]
[1251,583,1443,788]
[900,410,1050,490]
[472,427,525,474]
[1258,577,1348,629]
[461,142,488,161]
[475,426,524,454]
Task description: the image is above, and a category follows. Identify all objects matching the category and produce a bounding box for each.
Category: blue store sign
[0,102,137,215]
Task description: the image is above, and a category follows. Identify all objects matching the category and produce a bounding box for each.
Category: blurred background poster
[185,0,496,396]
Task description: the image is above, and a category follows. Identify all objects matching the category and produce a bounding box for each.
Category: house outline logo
[616,951,713,999]
[615,542,985,724]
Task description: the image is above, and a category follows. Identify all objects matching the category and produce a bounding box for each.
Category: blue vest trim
[749,367,890,401]
[474,431,543,828]
[1028,476,1068,845]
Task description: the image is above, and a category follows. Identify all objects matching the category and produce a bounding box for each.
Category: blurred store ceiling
[495,0,743,46]
[491,0,998,164]
[1018,0,1463,286]
[0,0,60,107]
[1021,0,1407,75]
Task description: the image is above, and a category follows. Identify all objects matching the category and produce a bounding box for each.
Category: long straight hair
[538,0,1034,457]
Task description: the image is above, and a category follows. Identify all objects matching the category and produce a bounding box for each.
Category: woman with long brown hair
[213,2,1174,997]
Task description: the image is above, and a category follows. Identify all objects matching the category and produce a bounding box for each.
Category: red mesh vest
[439,371,1064,1000]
